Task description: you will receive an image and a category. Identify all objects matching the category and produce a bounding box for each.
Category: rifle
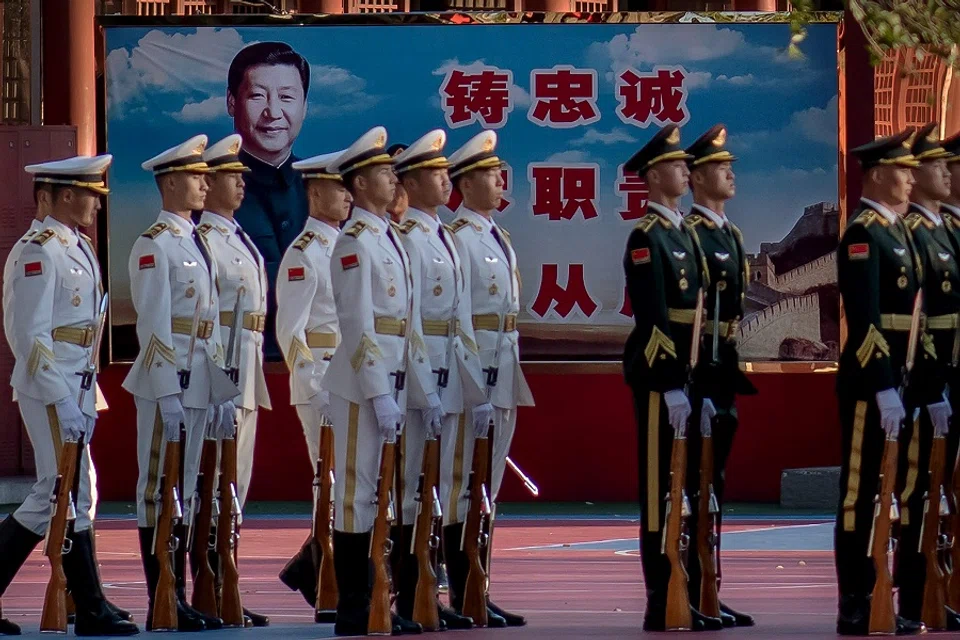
[214,287,246,627]
[369,440,397,635]
[920,433,950,629]
[696,287,722,618]
[216,437,244,627]
[41,292,109,631]
[313,420,338,618]
[411,438,442,631]
[190,439,219,617]
[946,317,960,610]
[154,298,203,631]
[662,287,704,631]
[868,289,922,634]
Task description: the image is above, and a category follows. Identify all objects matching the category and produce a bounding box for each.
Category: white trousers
[490,407,517,502]
[14,396,97,536]
[296,404,329,474]
[329,394,385,534]
[402,410,462,525]
[134,397,207,528]
[235,407,258,508]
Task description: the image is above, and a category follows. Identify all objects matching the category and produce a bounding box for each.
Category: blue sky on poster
[103,22,838,322]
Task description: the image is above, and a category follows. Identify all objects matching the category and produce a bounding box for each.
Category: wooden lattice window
[1,0,30,125]
[873,52,897,137]
[348,0,398,12]
[446,0,507,8]
[232,1,274,13]
[183,0,217,13]
[129,0,171,15]
[574,0,605,10]
[902,50,944,128]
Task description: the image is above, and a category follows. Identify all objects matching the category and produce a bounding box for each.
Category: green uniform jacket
[837,203,928,402]
[622,211,707,392]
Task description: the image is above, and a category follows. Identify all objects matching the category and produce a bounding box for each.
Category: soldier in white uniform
[275,149,350,618]
[320,126,438,636]
[391,129,490,630]
[123,135,239,632]
[445,130,535,627]
[3,214,47,358]
[0,155,139,636]
[195,134,272,628]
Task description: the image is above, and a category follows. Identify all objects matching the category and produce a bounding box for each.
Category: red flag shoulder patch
[24,261,43,277]
[847,243,869,261]
[631,248,651,265]
[340,254,359,271]
[288,266,305,281]
[139,254,156,270]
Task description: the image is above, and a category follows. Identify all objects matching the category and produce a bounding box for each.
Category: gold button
[679,277,689,291]
[897,275,909,289]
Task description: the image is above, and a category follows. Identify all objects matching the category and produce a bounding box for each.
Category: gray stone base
[0,476,34,508]
[780,466,840,511]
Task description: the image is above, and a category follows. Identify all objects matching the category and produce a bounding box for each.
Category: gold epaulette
[196,223,214,236]
[449,219,473,234]
[905,212,933,231]
[853,210,885,228]
[30,229,57,246]
[293,231,316,251]
[398,219,420,235]
[686,213,716,229]
[345,221,368,238]
[142,222,170,239]
[635,214,662,234]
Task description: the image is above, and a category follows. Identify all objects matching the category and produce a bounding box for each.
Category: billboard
[100,13,841,366]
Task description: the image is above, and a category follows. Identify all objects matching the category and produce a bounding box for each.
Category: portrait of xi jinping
[227,41,310,360]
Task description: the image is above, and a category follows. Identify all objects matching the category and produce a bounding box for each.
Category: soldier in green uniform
[834,129,925,636]
[901,123,960,629]
[682,124,758,628]
[939,130,960,513]
[622,124,723,633]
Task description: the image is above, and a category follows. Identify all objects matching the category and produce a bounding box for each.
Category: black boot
[87,526,134,622]
[0,515,43,635]
[392,525,418,622]
[279,535,322,607]
[174,523,222,630]
[138,526,205,632]
[232,532,268,627]
[62,528,139,636]
[718,600,754,627]
[947,606,960,631]
[482,525,525,627]
[442,523,505,628]
[438,604,473,629]
[333,530,372,636]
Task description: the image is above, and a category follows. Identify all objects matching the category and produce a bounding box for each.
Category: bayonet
[224,287,245,386]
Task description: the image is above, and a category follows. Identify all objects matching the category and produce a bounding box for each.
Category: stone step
[780,466,840,511]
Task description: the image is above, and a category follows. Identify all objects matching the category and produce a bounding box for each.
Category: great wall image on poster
[101,16,841,364]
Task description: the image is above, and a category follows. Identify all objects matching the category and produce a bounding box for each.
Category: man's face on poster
[228,63,306,163]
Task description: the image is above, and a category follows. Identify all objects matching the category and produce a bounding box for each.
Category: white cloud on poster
[432,58,532,108]
[571,128,636,146]
[169,96,223,123]
[729,95,839,153]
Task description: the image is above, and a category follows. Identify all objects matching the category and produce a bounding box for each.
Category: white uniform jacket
[276,217,340,406]
[122,211,238,409]
[449,208,534,410]
[321,207,436,412]
[397,208,485,415]
[8,218,104,417]
[198,212,271,412]
[4,219,44,360]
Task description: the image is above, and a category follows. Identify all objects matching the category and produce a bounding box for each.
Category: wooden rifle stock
[39,440,79,633]
[216,437,244,627]
[949,443,960,609]
[191,438,219,617]
[412,438,441,630]
[696,434,720,618]
[369,441,396,636]
[153,440,182,632]
[869,438,899,634]
[920,435,949,629]
[313,424,338,616]
[664,435,693,631]
[462,436,491,627]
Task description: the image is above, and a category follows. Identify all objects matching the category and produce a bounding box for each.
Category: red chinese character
[528,66,600,129]
[440,67,514,129]
[529,164,600,221]
[616,66,690,128]
[446,166,512,213]
[530,264,599,319]
[616,163,649,220]
[619,285,633,317]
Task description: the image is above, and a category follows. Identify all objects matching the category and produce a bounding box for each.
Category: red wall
[91,367,841,503]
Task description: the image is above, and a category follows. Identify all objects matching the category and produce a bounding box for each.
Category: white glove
[215,401,237,440]
[372,394,402,442]
[157,394,185,441]
[876,388,906,438]
[928,397,953,438]
[310,389,331,417]
[421,392,444,439]
[663,389,692,436]
[472,402,494,438]
[700,398,717,437]
[54,398,85,442]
